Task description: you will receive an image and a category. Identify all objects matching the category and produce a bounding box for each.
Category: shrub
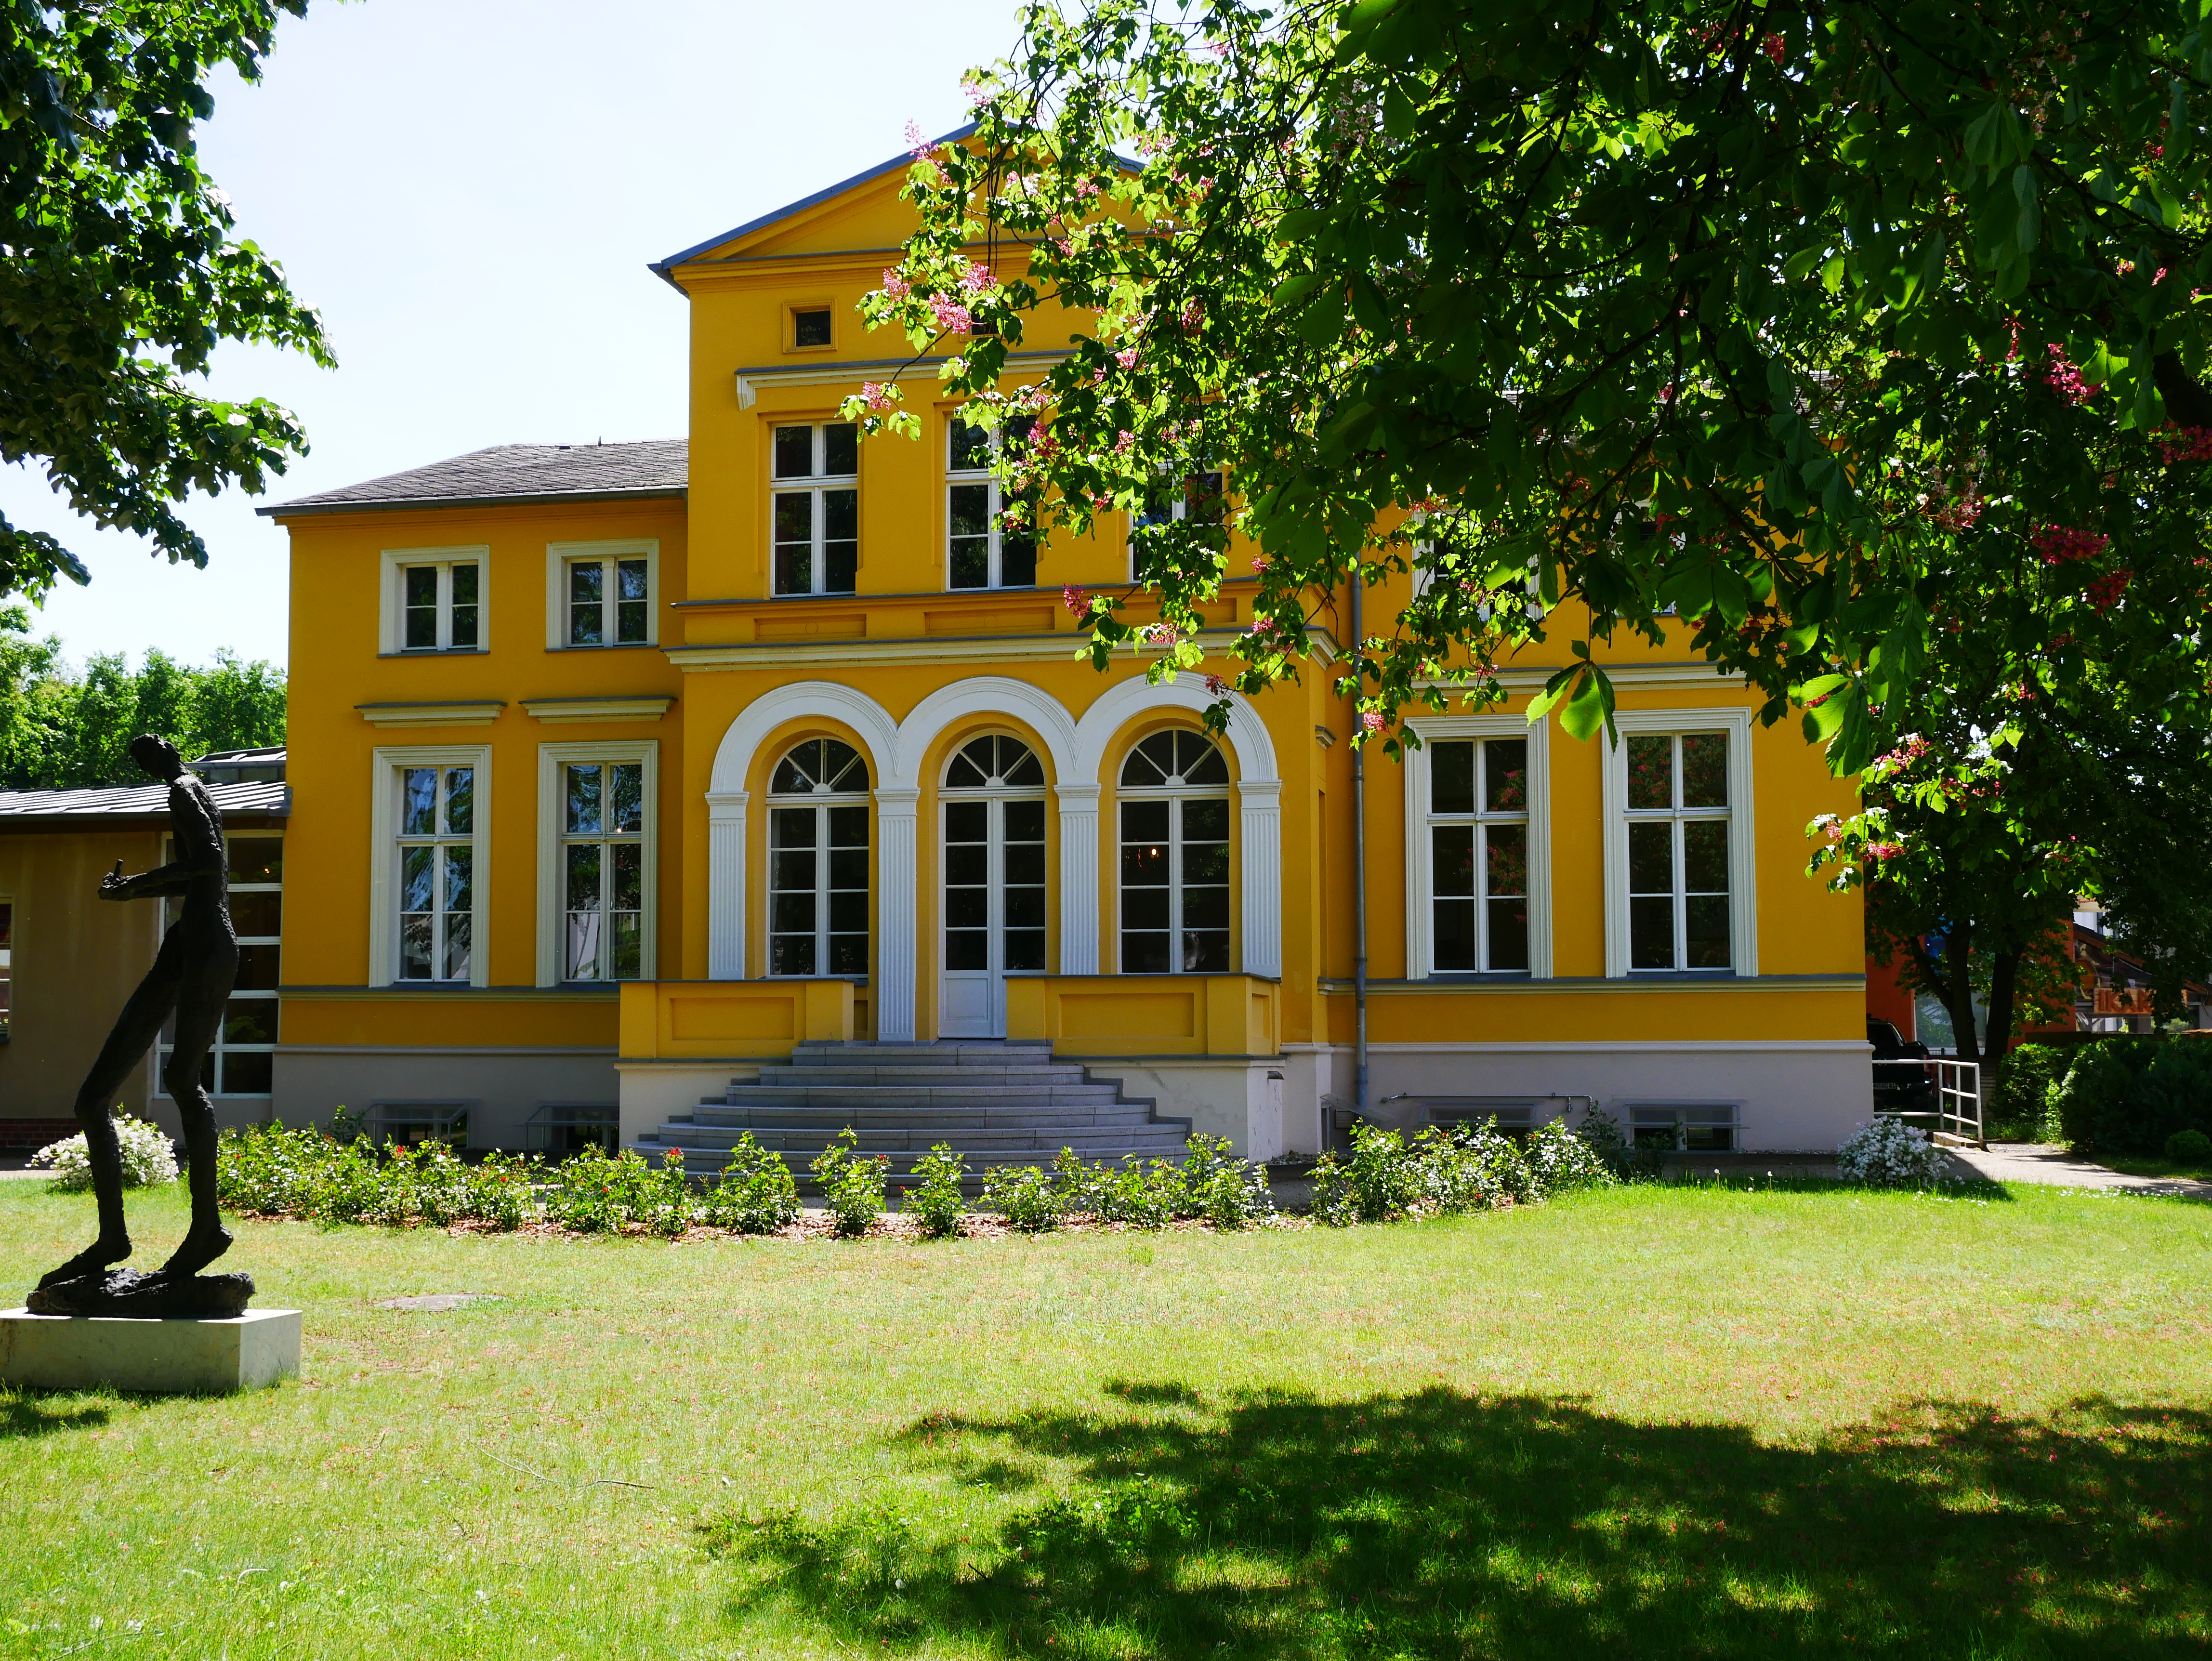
[2049,1040,2212,1156]
[1187,1148,1273,1228]
[2167,1127,2212,1165]
[1836,1118,1949,1186]
[1525,1119,1620,1196]
[906,1143,969,1239]
[811,1129,889,1239]
[982,1162,1063,1232]
[703,1133,801,1234]
[1049,1146,1103,1216]
[1988,1044,2071,1141]
[32,1114,178,1191]
[1311,1122,1426,1226]
[1087,1155,1180,1228]
[640,1147,698,1238]
[467,1151,537,1230]
[543,1144,629,1233]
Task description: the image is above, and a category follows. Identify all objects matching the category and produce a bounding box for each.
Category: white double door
[939,792,1047,1037]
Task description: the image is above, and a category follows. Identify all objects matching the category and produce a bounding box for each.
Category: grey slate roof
[0,778,290,827]
[261,440,687,517]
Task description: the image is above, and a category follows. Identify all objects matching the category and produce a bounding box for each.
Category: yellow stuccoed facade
[266,142,1867,1158]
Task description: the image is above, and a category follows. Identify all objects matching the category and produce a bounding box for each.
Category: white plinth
[0,1307,300,1394]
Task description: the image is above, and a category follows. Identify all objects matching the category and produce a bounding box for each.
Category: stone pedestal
[0,1308,300,1394]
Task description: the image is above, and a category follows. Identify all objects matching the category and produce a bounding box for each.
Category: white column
[1240,780,1283,979]
[1055,783,1101,975]
[707,790,748,980]
[875,787,920,1041]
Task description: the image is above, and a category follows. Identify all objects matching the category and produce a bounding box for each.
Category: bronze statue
[31,734,250,1317]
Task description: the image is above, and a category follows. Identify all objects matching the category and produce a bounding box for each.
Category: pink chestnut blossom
[961,261,996,294]
[878,268,911,301]
[1360,712,1385,734]
[2031,526,2108,565]
[904,120,932,161]
[859,382,898,413]
[1062,584,1092,616]
[928,294,973,335]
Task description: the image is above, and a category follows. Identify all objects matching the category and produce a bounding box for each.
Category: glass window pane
[945,886,989,929]
[1123,885,1172,930]
[1431,741,1475,815]
[1685,895,1732,969]
[829,847,869,889]
[1178,733,1228,784]
[827,804,869,845]
[1681,733,1728,808]
[770,892,816,934]
[774,425,814,478]
[950,422,992,472]
[444,768,474,836]
[1121,798,1170,849]
[570,560,603,605]
[405,566,438,606]
[1004,930,1046,972]
[1683,820,1729,895]
[220,1050,274,1096]
[1487,897,1529,973]
[823,423,858,476]
[1630,896,1675,970]
[1003,798,1045,839]
[402,769,437,836]
[1123,931,1171,974]
[771,807,817,849]
[771,936,817,976]
[1432,826,1474,898]
[1485,823,1527,900]
[443,910,473,982]
[1628,821,1673,895]
[223,998,278,1045]
[1000,527,1037,588]
[617,598,648,643]
[828,933,868,976]
[1484,738,1528,813]
[565,843,600,910]
[611,913,642,980]
[566,905,601,979]
[234,942,281,990]
[401,845,434,912]
[229,837,283,884]
[1184,838,1230,885]
[950,481,990,538]
[399,914,432,979]
[769,851,816,894]
[774,491,813,543]
[567,764,603,835]
[444,847,473,916]
[794,308,832,348]
[610,843,642,910]
[772,746,815,794]
[449,603,478,650]
[822,488,858,541]
[1627,735,1673,810]
[1004,887,1045,929]
[950,538,989,589]
[946,799,988,843]
[821,742,865,793]
[825,540,857,595]
[1183,930,1230,973]
[1181,797,1230,841]
[946,844,988,886]
[450,563,478,606]
[946,929,989,971]
[1182,885,1230,929]
[609,764,644,834]
[230,890,282,937]
[1433,896,1475,973]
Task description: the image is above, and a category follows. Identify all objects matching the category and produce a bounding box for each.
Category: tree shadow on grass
[0,1393,111,1439]
[703,1388,2208,1659]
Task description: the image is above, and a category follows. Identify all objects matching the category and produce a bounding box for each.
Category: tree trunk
[1981,948,2022,1114]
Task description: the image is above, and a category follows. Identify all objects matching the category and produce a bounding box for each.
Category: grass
[2100,1153,2212,1184]
[2,1178,2209,1660]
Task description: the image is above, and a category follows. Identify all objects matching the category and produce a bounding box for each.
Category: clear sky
[0,0,1017,671]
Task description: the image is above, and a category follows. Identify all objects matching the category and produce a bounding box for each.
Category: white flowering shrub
[31,1115,179,1191]
[1836,1117,1949,1187]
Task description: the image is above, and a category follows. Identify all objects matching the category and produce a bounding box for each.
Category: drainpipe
[1351,571,1369,1126]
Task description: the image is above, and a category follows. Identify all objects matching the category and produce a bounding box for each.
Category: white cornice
[668,627,1337,673]
[355,701,505,727]
[1418,661,1750,693]
[520,696,675,724]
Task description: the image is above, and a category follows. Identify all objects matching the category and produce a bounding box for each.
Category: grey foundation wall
[273,1047,619,1149]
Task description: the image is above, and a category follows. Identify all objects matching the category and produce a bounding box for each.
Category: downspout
[1351,572,1369,1125]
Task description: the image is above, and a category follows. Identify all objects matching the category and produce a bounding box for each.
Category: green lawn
[2101,1153,2212,1184]
[3,1179,2208,1660]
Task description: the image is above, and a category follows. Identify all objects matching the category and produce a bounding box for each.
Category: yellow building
[263,140,1867,1160]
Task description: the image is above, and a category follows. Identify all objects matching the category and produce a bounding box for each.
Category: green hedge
[2051,1039,2212,1157]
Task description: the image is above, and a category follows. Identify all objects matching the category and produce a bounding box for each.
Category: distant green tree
[1,0,333,601]
[0,606,284,788]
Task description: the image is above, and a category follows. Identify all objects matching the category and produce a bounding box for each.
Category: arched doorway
[938,734,1046,1037]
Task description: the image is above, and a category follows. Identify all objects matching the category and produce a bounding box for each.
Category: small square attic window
[793,308,832,348]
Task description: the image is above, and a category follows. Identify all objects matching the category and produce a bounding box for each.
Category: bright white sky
[0,0,1016,670]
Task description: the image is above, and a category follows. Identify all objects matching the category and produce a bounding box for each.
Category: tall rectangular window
[160,836,281,1095]
[0,897,12,1043]
[947,417,1037,590]
[1426,737,1530,973]
[768,803,869,975]
[566,555,651,646]
[397,765,475,981]
[1624,732,1731,971]
[397,559,481,651]
[771,422,859,596]
[561,760,645,980]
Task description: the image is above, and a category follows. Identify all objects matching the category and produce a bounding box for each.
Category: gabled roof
[262,440,687,518]
[647,123,980,289]
[0,777,290,829]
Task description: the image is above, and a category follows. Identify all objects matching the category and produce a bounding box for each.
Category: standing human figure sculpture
[38,735,239,1296]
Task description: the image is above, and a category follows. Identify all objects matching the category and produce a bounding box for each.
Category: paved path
[1946,1141,2212,1202]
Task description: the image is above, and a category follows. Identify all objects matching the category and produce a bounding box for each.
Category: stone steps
[632,1038,1192,1181]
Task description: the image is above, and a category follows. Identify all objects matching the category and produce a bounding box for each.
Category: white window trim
[1403,714,1554,979]
[1115,736,1235,976]
[544,539,659,651]
[535,739,659,987]
[378,546,489,656]
[763,778,872,979]
[369,746,492,989]
[1600,707,1757,979]
[946,420,1035,591]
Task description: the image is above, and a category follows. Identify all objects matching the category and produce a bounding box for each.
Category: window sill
[378,649,490,659]
[543,642,660,653]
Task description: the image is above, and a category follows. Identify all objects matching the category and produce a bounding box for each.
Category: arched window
[939,735,1047,1036]
[766,738,869,976]
[1117,730,1230,974]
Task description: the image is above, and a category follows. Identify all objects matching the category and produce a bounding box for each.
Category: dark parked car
[1868,1016,1938,1114]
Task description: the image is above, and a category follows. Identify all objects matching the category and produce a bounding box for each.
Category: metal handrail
[1872,1056,1983,1147]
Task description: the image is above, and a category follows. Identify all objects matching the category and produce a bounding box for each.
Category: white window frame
[378,547,488,655]
[535,740,659,987]
[1116,730,1234,976]
[769,421,860,597]
[157,833,281,1096]
[764,740,872,978]
[1600,707,1757,978]
[544,539,658,651]
[369,746,492,988]
[1403,713,1554,979]
[0,894,13,1043]
[945,417,1038,591]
